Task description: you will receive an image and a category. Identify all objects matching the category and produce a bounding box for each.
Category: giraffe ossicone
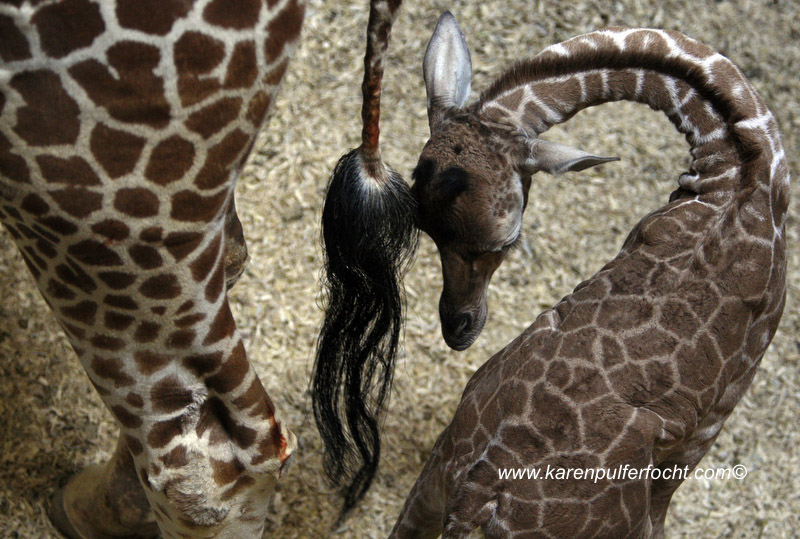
[391,14,788,538]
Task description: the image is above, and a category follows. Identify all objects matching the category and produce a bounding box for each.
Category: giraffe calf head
[412,116,525,350]
[415,12,616,350]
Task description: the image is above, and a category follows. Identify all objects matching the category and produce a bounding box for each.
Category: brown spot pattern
[116,0,191,35]
[170,189,228,222]
[196,397,256,448]
[92,334,126,351]
[264,0,304,62]
[0,131,31,184]
[60,300,98,325]
[211,458,244,486]
[203,304,235,346]
[205,262,225,303]
[47,278,76,300]
[69,41,170,128]
[68,239,123,266]
[176,313,205,328]
[148,417,184,449]
[140,227,163,243]
[90,124,146,179]
[174,31,225,107]
[174,31,225,75]
[167,329,195,349]
[164,232,203,261]
[126,436,144,456]
[224,41,258,89]
[194,130,250,190]
[232,378,275,420]
[104,294,138,310]
[189,234,221,282]
[246,92,272,126]
[129,244,163,270]
[205,341,248,393]
[49,187,103,218]
[105,311,135,331]
[263,59,289,86]
[97,271,136,290]
[0,15,31,61]
[114,187,160,218]
[20,194,49,216]
[134,321,161,343]
[133,350,169,375]
[161,445,189,468]
[183,351,223,376]
[11,70,80,146]
[41,216,78,236]
[111,405,143,428]
[176,300,195,315]
[145,136,195,185]
[32,0,104,59]
[139,273,181,299]
[56,263,96,293]
[91,356,134,387]
[37,154,101,186]
[151,376,195,413]
[184,97,242,139]
[91,220,130,242]
[203,0,262,29]
[126,393,144,408]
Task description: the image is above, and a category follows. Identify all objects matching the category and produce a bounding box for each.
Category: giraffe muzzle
[439,301,486,351]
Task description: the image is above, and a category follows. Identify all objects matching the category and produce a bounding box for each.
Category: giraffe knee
[147,459,230,528]
[223,237,248,288]
[223,198,249,288]
[142,444,281,535]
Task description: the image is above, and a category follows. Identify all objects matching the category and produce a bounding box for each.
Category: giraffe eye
[503,235,522,251]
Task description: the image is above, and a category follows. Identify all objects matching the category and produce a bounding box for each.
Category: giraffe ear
[423,11,472,131]
[522,139,619,175]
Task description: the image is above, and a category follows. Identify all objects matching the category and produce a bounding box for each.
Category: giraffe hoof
[48,465,160,539]
[48,487,82,539]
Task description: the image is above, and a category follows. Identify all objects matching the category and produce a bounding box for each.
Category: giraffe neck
[477,28,789,214]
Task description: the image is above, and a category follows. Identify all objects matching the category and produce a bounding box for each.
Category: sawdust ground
[1,0,798,537]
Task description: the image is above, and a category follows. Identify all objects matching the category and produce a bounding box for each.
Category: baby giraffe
[391,14,788,539]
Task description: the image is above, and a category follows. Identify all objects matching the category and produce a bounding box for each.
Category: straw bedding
[1,0,798,537]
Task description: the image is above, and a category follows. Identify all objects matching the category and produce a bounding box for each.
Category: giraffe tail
[314,147,418,519]
[312,0,416,520]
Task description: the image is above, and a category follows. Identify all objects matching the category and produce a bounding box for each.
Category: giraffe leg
[26,215,295,537]
[648,443,719,539]
[49,435,158,539]
[390,435,449,539]
[648,486,677,539]
[390,477,446,538]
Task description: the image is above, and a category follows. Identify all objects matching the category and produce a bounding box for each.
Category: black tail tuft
[313,149,419,519]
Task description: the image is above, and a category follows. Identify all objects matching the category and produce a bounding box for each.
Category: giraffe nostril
[451,312,473,336]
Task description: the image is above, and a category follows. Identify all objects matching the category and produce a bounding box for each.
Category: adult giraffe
[1,0,305,536]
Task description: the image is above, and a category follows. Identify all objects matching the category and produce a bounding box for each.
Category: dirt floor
[1,0,798,537]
